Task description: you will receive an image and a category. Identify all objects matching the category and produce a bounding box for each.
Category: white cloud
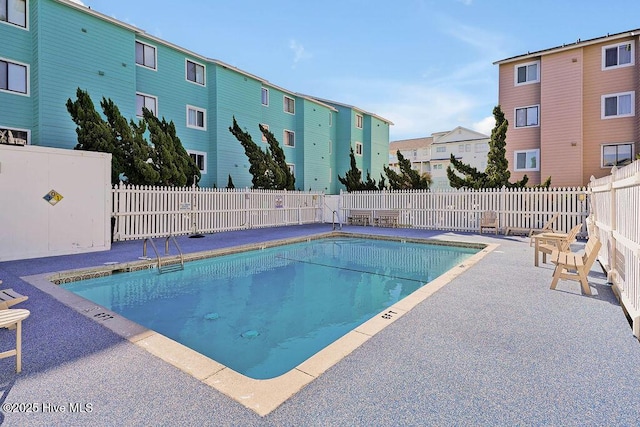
[289,39,312,68]
[472,116,495,136]
[331,78,484,141]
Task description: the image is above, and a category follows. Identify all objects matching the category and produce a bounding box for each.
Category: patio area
[0,224,638,426]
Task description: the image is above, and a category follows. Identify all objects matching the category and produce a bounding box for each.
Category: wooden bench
[0,309,31,373]
[532,223,582,266]
[347,210,372,226]
[550,236,601,295]
[374,210,400,228]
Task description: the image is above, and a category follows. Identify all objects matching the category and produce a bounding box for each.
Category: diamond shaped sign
[44,189,64,206]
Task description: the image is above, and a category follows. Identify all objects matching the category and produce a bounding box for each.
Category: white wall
[0,145,111,261]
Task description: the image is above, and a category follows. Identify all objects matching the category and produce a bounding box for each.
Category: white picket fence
[112,184,323,241]
[112,185,590,241]
[340,187,589,235]
[589,160,640,338]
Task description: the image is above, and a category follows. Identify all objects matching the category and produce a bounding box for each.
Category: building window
[284,130,295,147]
[458,144,464,152]
[0,0,26,28]
[328,140,332,155]
[329,112,332,126]
[433,164,443,170]
[602,41,634,70]
[514,60,539,86]
[435,146,446,153]
[136,93,157,117]
[465,144,471,152]
[187,150,207,174]
[260,124,269,142]
[135,41,156,70]
[475,142,488,152]
[355,142,363,156]
[284,96,295,114]
[186,105,206,130]
[261,88,269,106]
[0,58,28,95]
[602,92,634,118]
[356,114,363,129]
[186,59,205,85]
[602,143,633,168]
[0,126,28,145]
[287,163,295,176]
[514,149,540,171]
[515,105,539,127]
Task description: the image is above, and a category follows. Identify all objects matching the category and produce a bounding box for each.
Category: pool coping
[22,232,498,417]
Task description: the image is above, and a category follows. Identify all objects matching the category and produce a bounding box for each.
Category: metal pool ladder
[142,235,185,274]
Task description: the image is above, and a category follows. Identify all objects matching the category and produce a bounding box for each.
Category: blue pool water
[62,237,478,379]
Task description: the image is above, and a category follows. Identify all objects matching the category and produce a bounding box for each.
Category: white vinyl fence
[112,184,323,240]
[340,187,589,235]
[589,160,640,338]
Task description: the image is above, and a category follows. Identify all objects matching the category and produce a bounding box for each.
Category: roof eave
[494,28,640,65]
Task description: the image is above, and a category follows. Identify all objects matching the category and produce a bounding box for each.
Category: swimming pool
[62,236,479,379]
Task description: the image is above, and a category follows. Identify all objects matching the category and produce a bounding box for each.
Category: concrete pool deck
[0,224,639,425]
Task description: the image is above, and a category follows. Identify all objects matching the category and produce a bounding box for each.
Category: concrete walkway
[0,224,638,426]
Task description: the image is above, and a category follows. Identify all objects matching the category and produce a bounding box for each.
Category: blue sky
[77,0,640,141]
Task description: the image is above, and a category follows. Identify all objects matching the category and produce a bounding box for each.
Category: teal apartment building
[0,0,391,192]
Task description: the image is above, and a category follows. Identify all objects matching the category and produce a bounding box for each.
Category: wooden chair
[550,236,602,295]
[479,211,498,234]
[528,213,559,244]
[0,288,28,310]
[505,213,559,239]
[532,223,582,266]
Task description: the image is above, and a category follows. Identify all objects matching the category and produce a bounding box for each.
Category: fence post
[609,166,618,284]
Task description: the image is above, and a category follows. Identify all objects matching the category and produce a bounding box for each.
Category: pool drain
[93,312,114,321]
[241,330,260,338]
[381,310,397,320]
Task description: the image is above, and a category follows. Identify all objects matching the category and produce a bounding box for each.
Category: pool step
[143,235,185,275]
[159,262,184,274]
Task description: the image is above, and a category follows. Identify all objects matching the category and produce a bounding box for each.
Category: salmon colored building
[495,29,639,187]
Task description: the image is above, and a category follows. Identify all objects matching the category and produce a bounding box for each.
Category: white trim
[514,60,540,86]
[260,124,269,142]
[283,129,295,147]
[187,149,207,174]
[283,95,295,115]
[135,92,158,117]
[0,125,30,145]
[185,58,206,86]
[602,40,635,70]
[600,142,634,168]
[514,104,540,128]
[601,91,635,119]
[0,56,29,96]
[135,40,157,71]
[186,105,207,130]
[0,0,28,31]
[513,149,540,172]
[355,141,363,156]
[355,113,363,129]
